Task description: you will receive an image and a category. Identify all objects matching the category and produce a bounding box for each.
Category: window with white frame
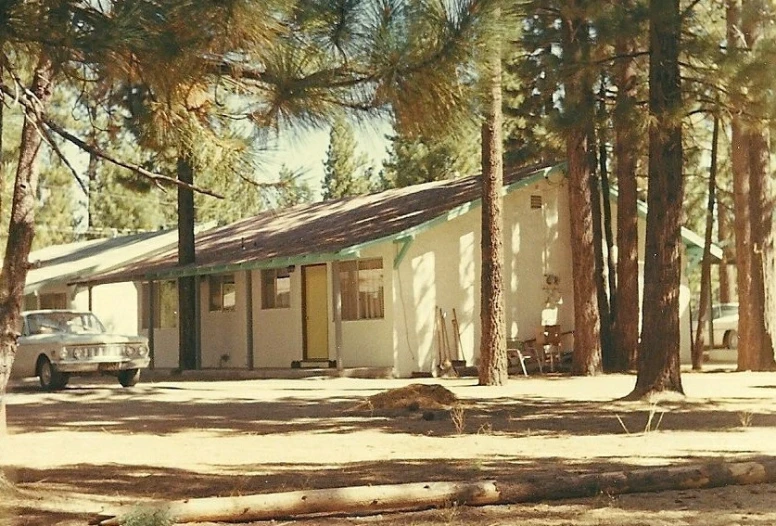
[261,268,291,309]
[209,274,236,312]
[339,259,384,320]
[141,281,178,329]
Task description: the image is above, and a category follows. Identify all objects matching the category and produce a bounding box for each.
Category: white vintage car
[12,310,150,390]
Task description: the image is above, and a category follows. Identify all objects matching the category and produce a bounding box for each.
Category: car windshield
[26,312,106,335]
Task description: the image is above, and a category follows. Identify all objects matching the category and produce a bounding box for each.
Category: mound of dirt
[355,383,461,411]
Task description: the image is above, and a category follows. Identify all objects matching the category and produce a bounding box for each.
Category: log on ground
[94,458,776,525]
[95,480,500,525]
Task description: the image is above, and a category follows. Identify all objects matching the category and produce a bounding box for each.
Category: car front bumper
[53,358,151,374]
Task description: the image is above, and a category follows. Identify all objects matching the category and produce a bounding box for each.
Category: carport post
[194,277,202,370]
[332,261,343,372]
[147,280,156,368]
[245,270,254,370]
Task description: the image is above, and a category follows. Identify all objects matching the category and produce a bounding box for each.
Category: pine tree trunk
[177,155,197,371]
[692,117,719,370]
[591,168,614,371]
[478,24,507,386]
[0,58,53,433]
[627,0,684,399]
[717,200,733,304]
[747,125,776,370]
[728,0,755,371]
[561,5,602,376]
[596,117,616,371]
[613,31,641,372]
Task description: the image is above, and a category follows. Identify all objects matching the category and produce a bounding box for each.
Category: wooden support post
[245,270,254,370]
[147,281,155,369]
[331,260,343,372]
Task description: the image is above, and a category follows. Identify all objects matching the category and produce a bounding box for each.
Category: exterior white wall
[335,246,394,369]
[199,273,249,368]
[252,267,304,367]
[148,329,179,369]
[504,180,574,344]
[249,253,394,369]
[84,283,140,335]
[392,178,570,377]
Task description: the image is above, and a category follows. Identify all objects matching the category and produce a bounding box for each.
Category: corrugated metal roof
[78,162,562,284]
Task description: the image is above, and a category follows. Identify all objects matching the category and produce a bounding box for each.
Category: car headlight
[72,348,84,360]
[138,345,149,357]
[58,348,69,360]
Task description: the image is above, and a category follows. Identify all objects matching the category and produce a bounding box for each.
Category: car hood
[20,333,148,345]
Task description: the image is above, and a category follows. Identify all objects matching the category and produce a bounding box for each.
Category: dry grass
[352,383,460,411]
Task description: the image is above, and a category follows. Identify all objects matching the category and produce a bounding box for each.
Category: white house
[75,162,719,376]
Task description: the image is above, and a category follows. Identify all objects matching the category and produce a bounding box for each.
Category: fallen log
[497,458,776,503]
[95,480,500,525]
[94,459,776,525]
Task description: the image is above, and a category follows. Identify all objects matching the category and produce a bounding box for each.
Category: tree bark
[628,0,684,399]
[747,124,776,370]
[177,155,197,371]
[478,21,507,386]
[613,28,641,372]
[727,0,754,371]
[596,98,617,371]
[561,4,602,376]
[717,199,733,304]
[0,58,53,434]
[692,117,719,370]
[95,459,776,525]
[592,167,614,371]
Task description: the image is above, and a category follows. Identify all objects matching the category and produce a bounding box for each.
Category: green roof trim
[146,252,343,280]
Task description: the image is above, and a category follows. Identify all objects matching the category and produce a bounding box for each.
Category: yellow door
[303,265,329,360]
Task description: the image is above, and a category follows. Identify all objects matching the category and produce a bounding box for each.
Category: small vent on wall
[530,194,543,209]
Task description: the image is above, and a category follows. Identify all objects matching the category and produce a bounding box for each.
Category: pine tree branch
[0,82,223,199]
[44,120,223,199]
[39,125,90,196]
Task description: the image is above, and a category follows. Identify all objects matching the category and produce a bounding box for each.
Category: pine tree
[380,123,480,189]
[478,6,507,386]
[322,116,370,200]
[33,163,77,249]
[626,0,685,399]
[560,2,603,376]
[276,165,314,208]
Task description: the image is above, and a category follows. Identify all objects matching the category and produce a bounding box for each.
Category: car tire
[37,357,69,391]
[724,330,739,350]
[118,368,140,387]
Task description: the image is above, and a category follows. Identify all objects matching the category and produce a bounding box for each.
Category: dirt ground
[2,367,776,525]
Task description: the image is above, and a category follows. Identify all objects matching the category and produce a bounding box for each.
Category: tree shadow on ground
[7,382,776,438]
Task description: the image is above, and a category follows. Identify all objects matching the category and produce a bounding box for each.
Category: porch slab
[142,367,395,382]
